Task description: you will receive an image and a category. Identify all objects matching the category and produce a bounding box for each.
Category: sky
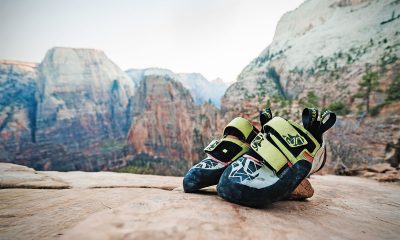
[0,0,304,83]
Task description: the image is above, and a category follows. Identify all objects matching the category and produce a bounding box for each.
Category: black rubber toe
[183,166,227,193]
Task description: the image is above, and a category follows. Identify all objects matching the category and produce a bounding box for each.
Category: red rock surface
[1,163,399,240]
[128,74,221,163]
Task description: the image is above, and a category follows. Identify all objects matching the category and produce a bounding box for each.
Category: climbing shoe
[183,115,263,192]
[217,108,336,207]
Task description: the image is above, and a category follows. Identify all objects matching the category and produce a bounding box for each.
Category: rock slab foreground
[0,163,399,240]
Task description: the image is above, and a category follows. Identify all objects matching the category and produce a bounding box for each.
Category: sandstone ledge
[0,163,399,240]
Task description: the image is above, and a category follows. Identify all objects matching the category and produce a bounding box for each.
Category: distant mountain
[126,68,174,88]
[126,68,228,107]
[0,48,220,173]
[176,73,228,107]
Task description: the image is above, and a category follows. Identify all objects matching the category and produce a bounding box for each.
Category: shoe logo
[251,134,265,152]
[228,158,261,182]
[204,140,220,152]
[193,159,221,169]
[283,134,307,147]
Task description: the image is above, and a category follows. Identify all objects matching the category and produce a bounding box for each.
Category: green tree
[357,69,379,114]
[386,74,400,102]
[300,91,319,108]
[327,101,351,116]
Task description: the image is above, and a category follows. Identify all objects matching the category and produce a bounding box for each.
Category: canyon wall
[221,0,400,171]
[0,48,137,171]
[128,73,221,167]
[0,48,220,172]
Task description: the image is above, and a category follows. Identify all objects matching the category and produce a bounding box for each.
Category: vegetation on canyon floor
[117,154,190,176]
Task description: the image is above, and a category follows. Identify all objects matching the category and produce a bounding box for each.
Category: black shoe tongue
[319,110,336,135]
[260,108,273,133]
[302,108,322,143]
[224,127,246,140]
[301,108,337,143]
[224,122,258,142]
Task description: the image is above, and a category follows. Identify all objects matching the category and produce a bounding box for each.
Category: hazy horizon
[0,0,304,82]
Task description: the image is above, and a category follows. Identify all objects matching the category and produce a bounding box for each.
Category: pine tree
[358,69,379,114]
[386,74,400,102]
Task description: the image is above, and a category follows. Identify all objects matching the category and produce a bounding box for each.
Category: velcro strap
[250,133,287,172]
[223,117,254,141]
[267,117,320,161]
[253,117,321,171]
[265,117,309,148]
[204,117,257,162]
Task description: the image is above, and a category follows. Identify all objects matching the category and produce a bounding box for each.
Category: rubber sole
[217,159,312,207]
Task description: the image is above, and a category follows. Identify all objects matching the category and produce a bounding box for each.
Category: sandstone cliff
[0,60,37,164]
[0,49,222,173]
[127,72,221,169]
[0,48,137,171]
[222,0,400,171]
[224,0,399,104]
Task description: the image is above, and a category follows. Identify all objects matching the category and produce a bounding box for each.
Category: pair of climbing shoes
[183,108,336,207]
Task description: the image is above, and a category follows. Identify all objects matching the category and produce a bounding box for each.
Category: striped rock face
[1,48,136,171]
[0,48,222,173]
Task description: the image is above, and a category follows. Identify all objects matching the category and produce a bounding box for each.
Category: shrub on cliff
[355,69,379,114]
[386,74,400,102]
[327,101,351,116]
[299,91,319,108]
